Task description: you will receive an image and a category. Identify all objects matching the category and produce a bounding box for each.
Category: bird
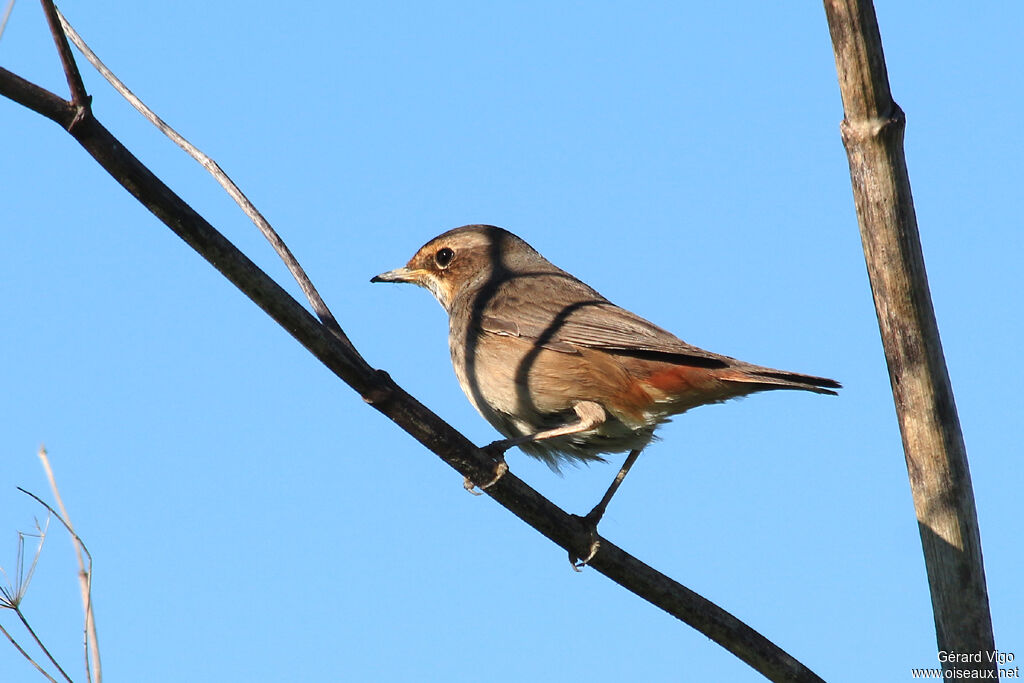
[372,225,839,559]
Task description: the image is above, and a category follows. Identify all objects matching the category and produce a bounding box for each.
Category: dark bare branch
[0,66,74,123]
[38,0,88,106]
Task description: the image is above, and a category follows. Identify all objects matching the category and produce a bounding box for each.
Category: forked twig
[39,0,86,106]
[15,488,94,682]
[1,517,72,682]
[0,522,47,609]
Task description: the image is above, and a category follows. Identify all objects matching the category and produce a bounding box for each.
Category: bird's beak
[371,266,418,284]
[371,265,451,309]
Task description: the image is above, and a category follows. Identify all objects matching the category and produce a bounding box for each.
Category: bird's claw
[463,448,509,495]
[570,539,601,571]
[568,513,602,570]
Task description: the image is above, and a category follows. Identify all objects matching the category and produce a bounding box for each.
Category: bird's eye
[435,247,455,269]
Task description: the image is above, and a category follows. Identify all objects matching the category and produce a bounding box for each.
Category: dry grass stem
[0,519,48,609]
[1,515,71,682]
[0,0,16,42]
[38,446,101,683]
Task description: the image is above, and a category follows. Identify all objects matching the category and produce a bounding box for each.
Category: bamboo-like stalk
[822,0,995,675]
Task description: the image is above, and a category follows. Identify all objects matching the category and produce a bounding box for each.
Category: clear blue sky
[2,3,1021,681]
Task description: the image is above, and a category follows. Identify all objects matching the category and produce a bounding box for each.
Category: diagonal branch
[0,8,826,682]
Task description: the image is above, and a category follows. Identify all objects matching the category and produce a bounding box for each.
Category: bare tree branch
[822,0,995,675]
[38,0,87,106]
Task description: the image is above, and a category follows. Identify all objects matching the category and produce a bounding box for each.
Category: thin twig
[39,446,101,683]
[55,8,354,353]
[0,0,16,42]
[16,488,94,681]
[16,489,92,571]
[0,622,59,683]
[14,607,73,683]
[38,0,87,106]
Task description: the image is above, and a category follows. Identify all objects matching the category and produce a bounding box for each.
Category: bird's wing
[479,272,733,367]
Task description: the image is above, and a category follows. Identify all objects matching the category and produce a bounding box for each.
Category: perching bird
[373,225,839,556]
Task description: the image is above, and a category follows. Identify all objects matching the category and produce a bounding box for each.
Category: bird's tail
[722,364,841,396]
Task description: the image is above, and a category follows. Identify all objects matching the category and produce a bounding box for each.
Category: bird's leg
[586,447,643,526]
[465,402,607,495]
[571,448,644,568]
[488,401,607,452]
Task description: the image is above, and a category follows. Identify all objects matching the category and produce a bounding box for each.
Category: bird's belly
[450,331,658,465]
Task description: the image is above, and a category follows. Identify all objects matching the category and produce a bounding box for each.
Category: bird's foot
[462,444,509,495]
[568,511,603,570]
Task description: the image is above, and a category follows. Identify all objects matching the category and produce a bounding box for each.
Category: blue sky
[2,3,1021,681]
